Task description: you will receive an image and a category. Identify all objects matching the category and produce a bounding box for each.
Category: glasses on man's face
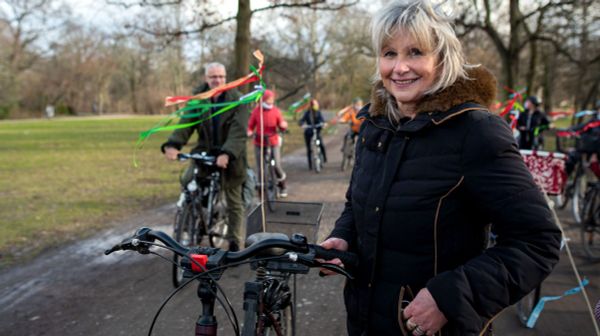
[208,75,226,80]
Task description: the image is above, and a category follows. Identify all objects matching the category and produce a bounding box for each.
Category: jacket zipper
[368,135,410,286]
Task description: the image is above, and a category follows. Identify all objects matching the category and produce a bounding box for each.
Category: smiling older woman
[320,1,561,335]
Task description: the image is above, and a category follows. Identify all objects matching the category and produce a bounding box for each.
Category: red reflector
[190,254,208,273]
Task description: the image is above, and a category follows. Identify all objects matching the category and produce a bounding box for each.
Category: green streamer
[133,89,264,167]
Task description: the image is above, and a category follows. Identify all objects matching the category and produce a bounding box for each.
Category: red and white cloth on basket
[519,150,567,195]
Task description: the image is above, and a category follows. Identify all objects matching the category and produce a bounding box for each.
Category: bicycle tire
[172,203,195,288]
[516,285,542,327]
[208,204,228,248]
[581,185,600,261]
[266,162,277,212]
[313,142,322,173]
[263,304,293,336]
[555,182,572,210]
[572,169,588,224]
[341,135,349,172]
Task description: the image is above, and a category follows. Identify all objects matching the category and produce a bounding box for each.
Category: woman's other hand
[318,237,349,276]
[403,288,447,335]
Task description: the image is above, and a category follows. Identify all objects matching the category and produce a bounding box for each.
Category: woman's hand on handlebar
[318,237,349,276]
[165,147,180,161]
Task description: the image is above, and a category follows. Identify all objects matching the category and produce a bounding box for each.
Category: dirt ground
[0,128,599,336]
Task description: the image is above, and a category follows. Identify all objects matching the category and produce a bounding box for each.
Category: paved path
[0,128,598,335]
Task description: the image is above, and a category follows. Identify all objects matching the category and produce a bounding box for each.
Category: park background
[0,0,599,265]
[1,1,600,335]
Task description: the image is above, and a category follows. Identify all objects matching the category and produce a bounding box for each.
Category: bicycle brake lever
[104,228,153,255]
[298,254,355,280]
[318,263,354,280]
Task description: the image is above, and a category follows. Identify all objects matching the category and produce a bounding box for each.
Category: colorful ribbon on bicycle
[287,93,311,116]
[556,120,600,138]
[133,50,266,166]
[499,87,526,117]
[525,278,590,328]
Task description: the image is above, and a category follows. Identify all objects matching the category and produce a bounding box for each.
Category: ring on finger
[406,319,418,330]
[413,325,425,336]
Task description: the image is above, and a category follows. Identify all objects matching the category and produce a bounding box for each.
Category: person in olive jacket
[319,1,561,335]
[161,62,249,251]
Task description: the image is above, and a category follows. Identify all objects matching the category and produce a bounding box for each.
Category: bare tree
[0,0,67,117]
[455,0,575,99]
[109,0,358,82]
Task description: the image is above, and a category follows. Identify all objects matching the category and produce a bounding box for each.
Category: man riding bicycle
[161,62,249,252]
[247,89,289,197]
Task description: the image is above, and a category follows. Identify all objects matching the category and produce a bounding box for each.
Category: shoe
[277,181,288,198]
[228,240,239,252]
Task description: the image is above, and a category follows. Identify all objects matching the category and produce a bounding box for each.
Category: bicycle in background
[340,129,356,172]
[554,125,599,224]
[301,123,325,173]
[105,228,357,336]
[581,181,600,261]
[172,152,229,287]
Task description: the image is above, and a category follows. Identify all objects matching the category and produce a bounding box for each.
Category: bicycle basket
[246,201,323,243]
[520,150,567,195]
[577,132,600,154]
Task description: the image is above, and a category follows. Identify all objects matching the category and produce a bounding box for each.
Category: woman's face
[264,96,275,105]
[379,31,438,107]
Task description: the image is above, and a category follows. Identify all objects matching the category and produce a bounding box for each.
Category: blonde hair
[371,0,470,121]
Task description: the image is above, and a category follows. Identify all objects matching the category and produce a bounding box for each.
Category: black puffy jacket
[330,67,561,336]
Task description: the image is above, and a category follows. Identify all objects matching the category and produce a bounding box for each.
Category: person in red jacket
[247,89,289,197]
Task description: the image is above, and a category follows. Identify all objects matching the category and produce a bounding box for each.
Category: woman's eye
[409,48,423,56]
[382,50,397,58]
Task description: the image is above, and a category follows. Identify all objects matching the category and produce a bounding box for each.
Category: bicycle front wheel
[572,170,589,224]
[266,163,277,212]
[341,135,350,171]
[264,304,293,336]
[581,186,600,261]
[516,285,541,327]
[172,203,195,288]
[313,146,322,173]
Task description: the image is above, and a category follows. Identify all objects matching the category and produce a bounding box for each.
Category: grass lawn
[0,115,306,267]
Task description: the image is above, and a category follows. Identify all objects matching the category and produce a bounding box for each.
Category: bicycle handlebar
[300,123,324,129]
[105,228,357,279]
[177,152,217,165]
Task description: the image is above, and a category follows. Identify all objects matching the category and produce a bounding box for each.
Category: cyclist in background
[338,97,365,145]
[247,89,289,197]
[299,99,328,170]
[517,96,549,149]
[161,62,249,252]
[571,99,600,176]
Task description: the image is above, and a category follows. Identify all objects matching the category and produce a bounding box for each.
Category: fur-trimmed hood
[368,66,497,117]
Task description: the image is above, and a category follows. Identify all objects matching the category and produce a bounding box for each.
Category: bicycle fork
[196,281,218,336]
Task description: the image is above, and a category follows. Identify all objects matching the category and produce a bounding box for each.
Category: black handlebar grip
[313,245,358,269]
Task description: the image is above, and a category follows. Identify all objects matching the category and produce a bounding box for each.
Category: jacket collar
[366,66,497,131]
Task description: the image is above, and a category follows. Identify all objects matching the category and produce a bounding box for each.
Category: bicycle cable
[140,241,240,336]
[140,240,295,336]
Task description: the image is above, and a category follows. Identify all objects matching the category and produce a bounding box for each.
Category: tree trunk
[541,47,555,113]
[234,0,252,84]
[526,39,537,98]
